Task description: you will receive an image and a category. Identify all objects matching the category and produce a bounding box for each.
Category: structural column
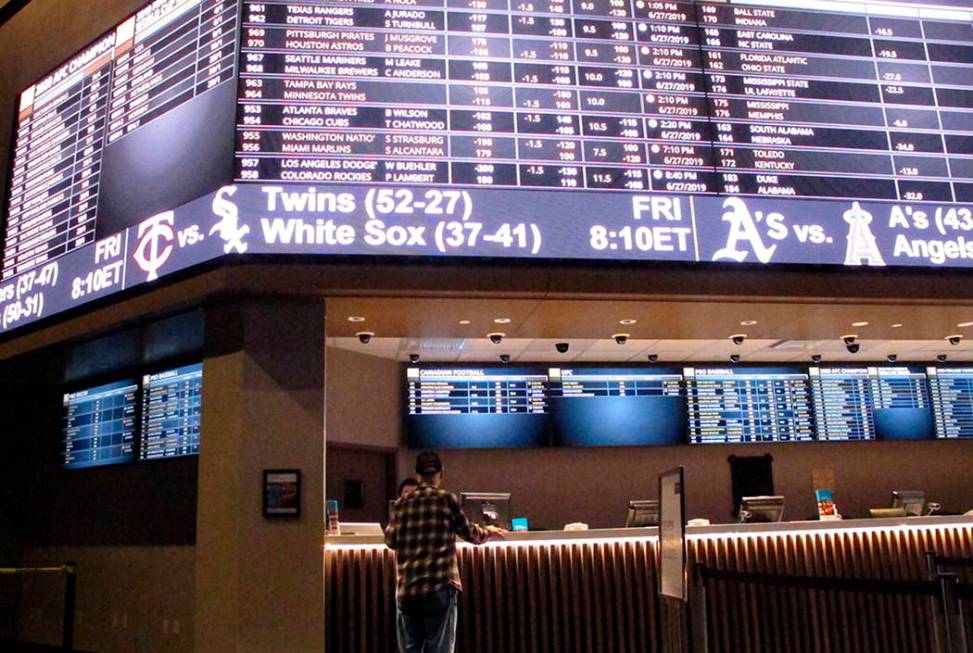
[195,298,326,652]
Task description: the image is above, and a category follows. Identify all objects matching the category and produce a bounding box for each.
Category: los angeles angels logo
[843,202,885,266]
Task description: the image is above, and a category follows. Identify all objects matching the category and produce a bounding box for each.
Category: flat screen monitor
[62,379,138,469]
[739,496,785,524]
[626,500,660,527]
[892,490,925,517]
[685,367,813,444]
[406,367,550,448]
[461,492,512,530]
[140,363,203,460]
[926,368,973,439]
[549,367,685,446]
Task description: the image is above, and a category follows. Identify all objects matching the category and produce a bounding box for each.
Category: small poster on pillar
[264,470,301,517]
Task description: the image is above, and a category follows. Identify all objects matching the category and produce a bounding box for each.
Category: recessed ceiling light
[493,318,511,324]
[740,320,757,326]
[458,320,471,325]
[619,319,637,325]
[851,321,869,327]
[347,316,366,323]
[891,323,903,328]
[958,321,973,328]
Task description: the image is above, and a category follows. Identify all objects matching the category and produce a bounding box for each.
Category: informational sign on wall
[659,466,686,601]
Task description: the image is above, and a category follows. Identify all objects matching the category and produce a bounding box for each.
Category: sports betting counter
[324,515,973,652]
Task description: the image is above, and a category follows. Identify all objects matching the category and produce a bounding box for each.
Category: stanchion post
[690,563,709,653]
[62,562,77,652]
[927,551,948,652]
[937,572,965,653]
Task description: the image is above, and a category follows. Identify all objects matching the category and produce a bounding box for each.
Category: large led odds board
[4,0,973,335]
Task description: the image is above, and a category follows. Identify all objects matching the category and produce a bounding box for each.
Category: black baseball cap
[416,450,443,476]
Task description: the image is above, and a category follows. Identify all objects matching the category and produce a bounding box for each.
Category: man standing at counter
[385,450,506,653]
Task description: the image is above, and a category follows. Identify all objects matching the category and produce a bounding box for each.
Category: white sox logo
[210,186,249,254]
[133,211,175,281]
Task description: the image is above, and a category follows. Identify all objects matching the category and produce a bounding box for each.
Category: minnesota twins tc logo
[713,197,778,264]
[132,211,175,281]
[210,186,249,254]
[843,202,885,266]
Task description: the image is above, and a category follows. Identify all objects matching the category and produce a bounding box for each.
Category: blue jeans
[396,587,458,653]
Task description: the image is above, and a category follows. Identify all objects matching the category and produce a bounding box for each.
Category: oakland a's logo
[132,211,175,281]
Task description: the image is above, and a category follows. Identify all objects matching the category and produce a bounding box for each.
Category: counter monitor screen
[62,379,138,469]
[625,499,660,527]
[460,492,512,530]
[892,490,925,516]
[739,496,785,523]
[140,363,203,460]
[685,367,813,444]
[406,367,549,448]
[549,367,684,446]
[927,368,973,439]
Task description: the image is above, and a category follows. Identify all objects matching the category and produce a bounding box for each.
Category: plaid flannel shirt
[385,482,489,598]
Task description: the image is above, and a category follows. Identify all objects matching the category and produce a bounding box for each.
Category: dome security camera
[887,353,897,363]
[356,331,374,344]
[612,333,629,345]
[811,354,822,364]
[499,354,510,364]
[729,354,741,364]
[555,342,570,354]
[937,353,948,363]
[947,334,963,346]
[729,334,747,346]
[841,334,857,346]
[409,353,420,364]
[487,332,505,345]
[647,354,659,363]
[847,343,860,354]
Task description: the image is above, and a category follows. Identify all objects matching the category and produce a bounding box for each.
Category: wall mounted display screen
[927,367,973,439]
[406,366,549,448]
[7,0,973,338]
[3,0,238,279]
[62,379,138,469]
[549,367,684,446]
[685,367,813,444]
[140,363,204,460]
[868,366,934,440]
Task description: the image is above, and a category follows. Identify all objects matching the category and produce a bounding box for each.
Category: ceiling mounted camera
[730,334,747,346]
[841,334,858,345]
[811,354,822,363]
[887,353,897,363]
[847,343,860,354]
[487,332,505,345]
[555,342,570,354]
[947,334,963,346]
[409,353,420,364]
[356,331,374,344]
[612,333,630,345]
[729,354,741,364]
[647,354,659,363]
[499,354,510,364]
[938,354,948,363]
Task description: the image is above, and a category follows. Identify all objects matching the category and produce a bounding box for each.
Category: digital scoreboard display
[3,0,238,279]
[236,0,973,202]
[549,367,684,446]
[685,366,813,444]
[4,0,973,337]
[406,366,549,447]
[140,363,204,460]
[809,367,877,441]
[62,379,138,469]
[868,365,934,440]
[927,367,973,439]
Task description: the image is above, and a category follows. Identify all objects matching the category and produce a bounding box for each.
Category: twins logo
[132,211,175,281]
[210,186,249,254]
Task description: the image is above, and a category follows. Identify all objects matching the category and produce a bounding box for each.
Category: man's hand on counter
[484,525,508,539]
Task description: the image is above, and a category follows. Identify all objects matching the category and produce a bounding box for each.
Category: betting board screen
[3,0,973,336]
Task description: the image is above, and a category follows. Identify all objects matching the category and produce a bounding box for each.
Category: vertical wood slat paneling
[325,523,973,653]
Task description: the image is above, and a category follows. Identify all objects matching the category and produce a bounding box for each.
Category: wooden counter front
[324,517,973,652]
